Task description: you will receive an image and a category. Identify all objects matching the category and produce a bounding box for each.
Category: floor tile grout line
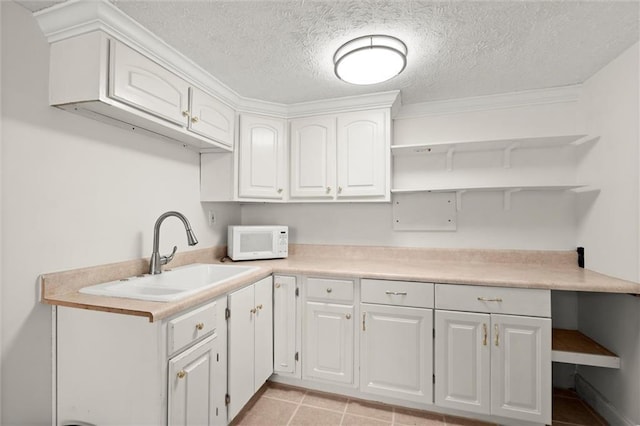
[339,398,350,426]
[285,389,306,426]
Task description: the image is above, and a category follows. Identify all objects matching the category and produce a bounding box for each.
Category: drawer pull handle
[177,370,187,379]
[345,313,351,320]
[385,291,408,296]
[326,288,332,293]
[256,304,263,310]
[195,322,205,331]
[494,324,500,347]
[477,297,503,302]
[482,323,488,346]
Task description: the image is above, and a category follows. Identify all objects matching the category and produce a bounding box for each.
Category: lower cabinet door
[491,314,552,424]
[253,276,274,388]
[168,335,218,426]
[303,302,354,384]
[227,285,256,421]
[360,304,433,403]
[435,310,491,415]
[273,275,299,377]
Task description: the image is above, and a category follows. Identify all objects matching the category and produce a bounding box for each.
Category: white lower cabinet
[56,299,227,426]
[227,276,274,421]
[360,304,433,403]
[434,284,552,425]
[302,277,356,385]
[273,275,301,378]
[169,335,218,426]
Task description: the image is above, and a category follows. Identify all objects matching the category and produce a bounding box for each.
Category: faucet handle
[161,246,178,265]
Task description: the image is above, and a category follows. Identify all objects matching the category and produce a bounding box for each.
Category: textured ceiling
[18,1,640,105]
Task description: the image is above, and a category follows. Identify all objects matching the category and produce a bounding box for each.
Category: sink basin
[79,263,260,302]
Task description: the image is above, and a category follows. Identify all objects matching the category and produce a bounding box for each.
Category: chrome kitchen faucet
[149,211,198,275]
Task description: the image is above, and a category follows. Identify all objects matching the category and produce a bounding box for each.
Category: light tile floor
[232,383,609,426]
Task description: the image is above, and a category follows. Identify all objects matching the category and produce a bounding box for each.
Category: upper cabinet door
[336,110,389,199]
[290,117,336,199]
[109,40,189,126]
[189,88,235,147]
[238,114,287,199]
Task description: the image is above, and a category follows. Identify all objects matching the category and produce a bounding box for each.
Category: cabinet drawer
[361,279,434,308]
[168,301,217,355]
[305,277,354,303]
[435,284,550,317]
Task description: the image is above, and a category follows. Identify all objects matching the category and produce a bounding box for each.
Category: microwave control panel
[278,232,288,255]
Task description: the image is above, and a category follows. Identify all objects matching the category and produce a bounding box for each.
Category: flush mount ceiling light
[333,34,408,85]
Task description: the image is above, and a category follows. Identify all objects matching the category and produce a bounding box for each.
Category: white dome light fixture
[334,34,408,85]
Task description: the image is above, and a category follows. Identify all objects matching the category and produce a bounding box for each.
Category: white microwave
[227,225,288,261]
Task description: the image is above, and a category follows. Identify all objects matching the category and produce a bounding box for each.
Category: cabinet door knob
[277,188,283,194]
[345,313,351,319]
[256,304,263,310]
[182,110,190,118]
[326,288,332,293]
[338,186,343,194]
[326,186,331,194]
[250,308,257,314]
[195,322,204,331]
[191,116,199,123]
[177,370,187,379]
[275,283,281,288]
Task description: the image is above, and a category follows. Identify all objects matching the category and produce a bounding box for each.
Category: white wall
[575,42,640,424]
[0,3,239,424]
[243,93,584,250]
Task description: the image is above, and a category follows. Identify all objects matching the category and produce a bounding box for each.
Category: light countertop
[40,244,640,322]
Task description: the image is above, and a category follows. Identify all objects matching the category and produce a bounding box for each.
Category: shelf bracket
[446,147,456,171]
[503,188,522,210]
[455,190,466,211]
[503,142,521,169]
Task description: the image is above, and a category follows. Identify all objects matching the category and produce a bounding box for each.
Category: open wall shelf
[552,328,620,369]
[391,134,590,156]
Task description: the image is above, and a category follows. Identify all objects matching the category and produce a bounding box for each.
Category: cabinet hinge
[225,308,231,320]
[295,352,299,362]
[217,353,219,362]
[433,328,435,339]
[225,394,230,406]
[433,374,435,384]
[295,287,299,297]
[216,407,219,416]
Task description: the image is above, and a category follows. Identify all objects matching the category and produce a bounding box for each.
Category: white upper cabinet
[189,87,235,147]
[109,40,190,126]
[337,110,389,199]
[288,109,390,202]
[238,114,287,200]
[290,116,337,199]
[49,32,233,152]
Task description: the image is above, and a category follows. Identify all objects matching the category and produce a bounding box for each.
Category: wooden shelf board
[391,184,586,194]
[391,134,588,156]
[552,328,620,369]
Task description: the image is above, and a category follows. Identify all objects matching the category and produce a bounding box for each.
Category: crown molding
[34,0,241,108]
[286,90,401,118]
[395,85,583,120]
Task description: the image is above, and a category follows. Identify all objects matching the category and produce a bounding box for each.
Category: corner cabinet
[237,114,287,200]
[49,31,234,151]
[289,109,390,202]
[56,299,227,426]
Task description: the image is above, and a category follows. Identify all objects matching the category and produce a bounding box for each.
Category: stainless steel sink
[79,263,259,302]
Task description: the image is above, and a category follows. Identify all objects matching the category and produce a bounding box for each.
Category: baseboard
[575,374,636,426]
